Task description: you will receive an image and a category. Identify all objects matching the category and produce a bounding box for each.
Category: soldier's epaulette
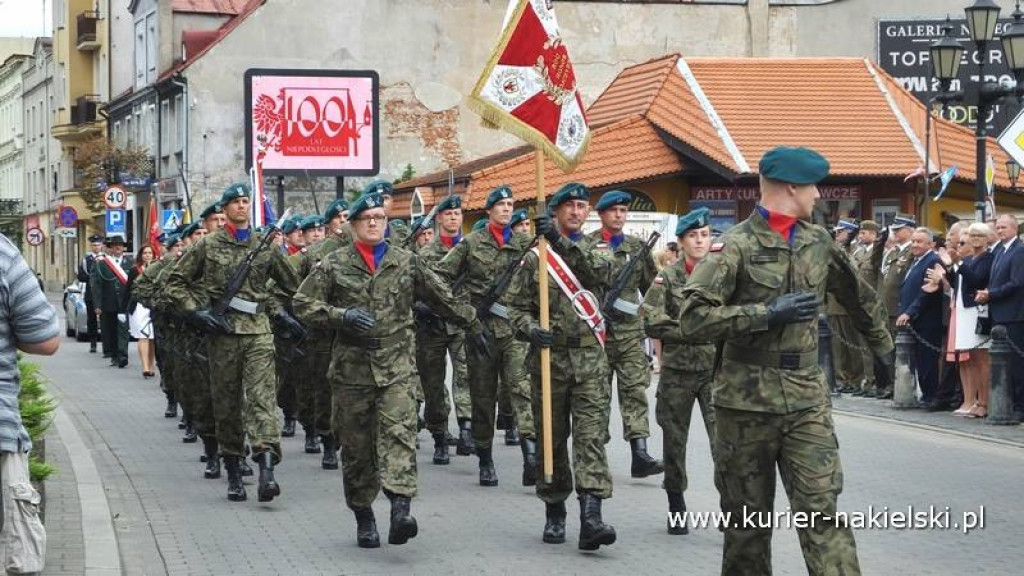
[710,241,725,252]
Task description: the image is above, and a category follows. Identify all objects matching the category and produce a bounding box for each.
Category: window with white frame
[146,13,157,85]
[134,19,146,89]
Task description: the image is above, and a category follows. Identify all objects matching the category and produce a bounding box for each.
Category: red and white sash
[100,255,128,286]
[532,246,606,347]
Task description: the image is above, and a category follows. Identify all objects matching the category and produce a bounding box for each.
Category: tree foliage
[74,137,153,212]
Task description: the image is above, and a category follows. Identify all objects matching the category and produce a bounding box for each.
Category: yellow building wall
[929,181,1024,229]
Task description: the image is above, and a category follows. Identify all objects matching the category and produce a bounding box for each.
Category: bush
[18,359,57,482]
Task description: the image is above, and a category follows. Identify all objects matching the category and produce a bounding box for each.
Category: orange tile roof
[466,115,685,210]
[172,0,248,15]
[586,55,679,129]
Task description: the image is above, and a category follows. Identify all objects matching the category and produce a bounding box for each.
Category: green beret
[391,218,407,228]
[349,192,386,220]
[280,218,300,234]
[199,202,224,220]
[436,195,462,212]
[324,199,349,221]
[219,182,250,204]
[510,209,529,228]
[758,146,829,185]
[548,182,589,209]
[676,207,711,236]
[485,186,514,210]
[362,179,394,197]
[300,215,326,231]
[472,219,488,232]
[164,233,181,248]
[181,223,202,238]
[595,190,632,212]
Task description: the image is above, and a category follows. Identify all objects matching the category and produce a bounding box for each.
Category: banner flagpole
[535,150,553,483]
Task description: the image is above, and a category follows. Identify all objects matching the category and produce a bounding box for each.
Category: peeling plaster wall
[183,0,775,205]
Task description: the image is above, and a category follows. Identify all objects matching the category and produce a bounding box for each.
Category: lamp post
[1007,158,1021,191]
[930,1,1024,223]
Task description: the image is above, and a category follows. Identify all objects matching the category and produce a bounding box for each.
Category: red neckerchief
[440,233,462,248]
[757,206,798,244]
[601,228,625,249]
[489,223,510,247]
[355,241,388,273]
[286,243,303,255]
[684,258,696,276]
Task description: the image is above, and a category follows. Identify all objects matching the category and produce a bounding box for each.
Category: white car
[62,281,99,341]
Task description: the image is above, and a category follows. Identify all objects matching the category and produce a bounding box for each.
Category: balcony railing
[76,11,100,50]
[0,200,23,217]
[70,95,101,126]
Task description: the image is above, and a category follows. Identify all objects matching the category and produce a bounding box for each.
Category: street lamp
[1007,158,1021,191]
[929,1,1024,223]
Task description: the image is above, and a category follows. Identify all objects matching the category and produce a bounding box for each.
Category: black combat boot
[629,438,664,478]
[495,412,510,430]
[432,431,450,465]
[354,507,380,548]
[578,492,616,550]
[223,456,247,502]
[667,491,688,535]
[456,419,475,456]
[202,437,221,479]
[182,418,198,443]
[387,493,418,545]
[256,451,281,502]
[542,501,567,544]
[321,434,339,470]
[521,438,538,486]
[304,426,321,454]
[281,416,296,438]
[89,341,97,353]
[177,414,186,430]
[478,445,498,487]
[505,426,521,446]
[164,398,177,418]
[240,444,254,476]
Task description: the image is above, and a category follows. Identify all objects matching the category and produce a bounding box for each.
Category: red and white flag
[147,194,162,259]
[468,0,590,171]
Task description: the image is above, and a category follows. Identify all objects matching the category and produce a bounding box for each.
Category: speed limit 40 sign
[103,186,127,209]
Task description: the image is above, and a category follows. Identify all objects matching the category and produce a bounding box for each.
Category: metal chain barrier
[826,317,874,353]
[901,321,991,355]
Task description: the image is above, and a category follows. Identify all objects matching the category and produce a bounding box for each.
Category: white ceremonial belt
[488,303,509,319]
[228,297,260,315]
[612,298,640,316]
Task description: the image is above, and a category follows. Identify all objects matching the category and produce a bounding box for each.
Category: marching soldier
[276,213,306,436]
[90,236,134,368]
[173,222,209,444]
[505,182,617,550]
[414,195,471,464]
[642,208,718,535]
[77,234,105,353]
[510,209,531,235]
[282,216,306,256]
[133,233,184,419]
[584,190,663,478]
[165,183,303,503]
[363,180,410,245]
[301,215,326,246]
[678,147,893,575]
[436,186,538,487]
[293,191,479,548]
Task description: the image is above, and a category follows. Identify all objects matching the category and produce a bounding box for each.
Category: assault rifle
[476,233,540,322]
[204,210,293,334]
[402,202,442,249]
[601,230,661,322]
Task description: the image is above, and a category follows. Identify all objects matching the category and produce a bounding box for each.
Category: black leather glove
[342,307,375,333]
[533,213,560,244]
[275,311,307,341]
[765,292,818,327]
[191,308,230,334]
[468,321,493,359]
[529,326,554,348]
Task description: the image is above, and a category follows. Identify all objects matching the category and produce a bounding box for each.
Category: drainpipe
[170,74,188,208]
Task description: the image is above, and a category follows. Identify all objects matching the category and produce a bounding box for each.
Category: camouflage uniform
[293,242,475,510]
[164,228,300,463]
[505,237,615,504]
[386,219,410,246]
[877,241,913,395]
[582,230,658,441]
[437,228,536,447]
[132,257,176,408]
[826,244,866,391]
[415,235,471,431]
[643,262,717,495]
[678,210,893,576]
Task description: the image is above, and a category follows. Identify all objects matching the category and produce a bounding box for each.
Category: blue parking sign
[105,209,126,235]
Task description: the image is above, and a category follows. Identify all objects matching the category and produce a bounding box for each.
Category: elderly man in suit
[896,227,944,404]
[976,214,1024,420]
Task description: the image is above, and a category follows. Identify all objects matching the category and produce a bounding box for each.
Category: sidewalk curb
[835,409,1024,449]
[53,406,123,576]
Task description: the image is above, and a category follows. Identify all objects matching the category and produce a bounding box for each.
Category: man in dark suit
[896,227,944,404]
[976,214,1024,420]
[76,234,105,353]
[89,236,134,368]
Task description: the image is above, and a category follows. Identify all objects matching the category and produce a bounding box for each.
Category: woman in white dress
[126,245,156,378]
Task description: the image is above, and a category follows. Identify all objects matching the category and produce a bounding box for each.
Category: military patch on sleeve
[710,242,725,252]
